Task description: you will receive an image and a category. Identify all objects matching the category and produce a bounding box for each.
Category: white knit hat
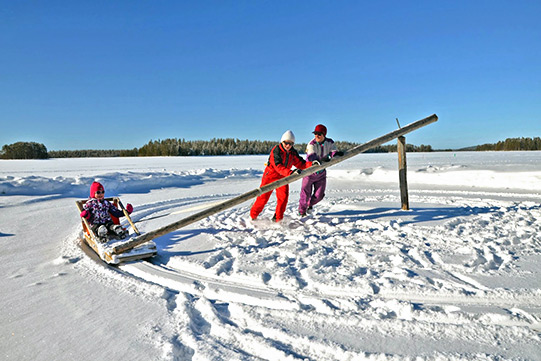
[280,130,295,143]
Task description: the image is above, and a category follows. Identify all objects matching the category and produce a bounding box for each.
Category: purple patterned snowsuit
[83,198,124,234]
[299,137,338,215]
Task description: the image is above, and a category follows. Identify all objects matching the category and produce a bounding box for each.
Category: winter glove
[312,160,321,166]
[80,210,90,219]
[126,203,133,214]
[334,151,344,157]
[321,155,331,163]
[290,169,302,175]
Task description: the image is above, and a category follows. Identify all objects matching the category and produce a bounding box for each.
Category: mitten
[80,210,90,219]
[126,203,133,214]
[335,151,344,157]
[321,155,331,162]
[290,169,302,175]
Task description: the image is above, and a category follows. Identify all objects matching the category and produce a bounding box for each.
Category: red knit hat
[90,181,104,198]
[313,124,327,136]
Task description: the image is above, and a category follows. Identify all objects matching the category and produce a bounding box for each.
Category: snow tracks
[108,189,541,360]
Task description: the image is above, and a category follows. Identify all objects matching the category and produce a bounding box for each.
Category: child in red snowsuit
[250,130,313,222]
[80,181,133,241]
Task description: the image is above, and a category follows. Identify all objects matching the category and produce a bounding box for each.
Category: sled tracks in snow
[119,259,541,332]
[77,188,541,359]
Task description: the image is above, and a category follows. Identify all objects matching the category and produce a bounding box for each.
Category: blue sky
[1,1,539,151]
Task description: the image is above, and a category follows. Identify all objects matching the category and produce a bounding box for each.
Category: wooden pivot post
[112,114,438,255]
[397,136,409,210]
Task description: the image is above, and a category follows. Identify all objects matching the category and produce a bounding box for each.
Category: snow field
[2,152,541,360]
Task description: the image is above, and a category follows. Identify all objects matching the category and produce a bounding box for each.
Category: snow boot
[97,225,109,243]
[97,225,108,237]
[112,224,127,239]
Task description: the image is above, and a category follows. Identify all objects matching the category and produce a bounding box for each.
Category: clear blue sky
[1,1,539,150]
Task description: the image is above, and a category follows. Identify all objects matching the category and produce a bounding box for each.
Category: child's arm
[81,201,92,219]
[108,202,133,218]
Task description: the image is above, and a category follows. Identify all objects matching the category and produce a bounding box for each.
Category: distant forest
[47,138,433,158]
[2,136,540,159]
[475,137,541,151]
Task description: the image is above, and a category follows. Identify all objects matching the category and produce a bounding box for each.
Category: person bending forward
[250,130,312,222]
[299,124,343,216]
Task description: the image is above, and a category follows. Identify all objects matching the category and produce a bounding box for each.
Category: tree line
[2,138,433,159]
[476,137,541,151]
[136,138,433,156]
[138,138,279,156]
[48,148,139,158]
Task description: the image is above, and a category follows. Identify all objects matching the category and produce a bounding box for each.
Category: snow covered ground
[1,151,541,360]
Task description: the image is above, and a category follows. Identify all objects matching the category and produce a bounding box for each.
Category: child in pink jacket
[80,181,133,241]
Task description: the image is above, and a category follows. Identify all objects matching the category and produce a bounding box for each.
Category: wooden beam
[112,114,438,255]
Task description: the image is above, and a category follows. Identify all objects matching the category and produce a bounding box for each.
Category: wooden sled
[75,197,157,264]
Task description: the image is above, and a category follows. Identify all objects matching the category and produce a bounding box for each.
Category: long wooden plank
[112,114,438,254]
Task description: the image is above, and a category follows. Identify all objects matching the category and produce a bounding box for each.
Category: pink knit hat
[90,181,104,198]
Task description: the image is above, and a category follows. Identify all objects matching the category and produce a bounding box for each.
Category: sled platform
[76,197,157,264]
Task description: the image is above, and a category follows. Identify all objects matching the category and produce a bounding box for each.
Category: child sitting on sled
[80,181,133,241]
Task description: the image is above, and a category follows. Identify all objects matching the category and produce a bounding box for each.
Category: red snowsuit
[250,143,312,221]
